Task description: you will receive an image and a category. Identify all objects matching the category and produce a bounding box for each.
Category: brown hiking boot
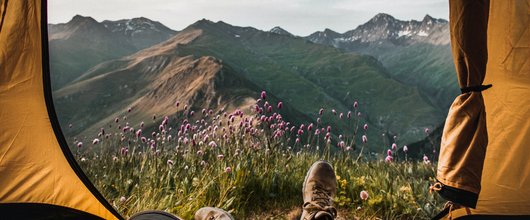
[194,207,234,220]
[301,161,337,220]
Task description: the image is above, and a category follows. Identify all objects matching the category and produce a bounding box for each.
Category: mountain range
[50,14,456,153]
[48,15,177,89]
[304,13,457,109]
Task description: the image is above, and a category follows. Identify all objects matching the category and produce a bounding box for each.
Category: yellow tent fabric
[477,0,530,215]
[0,0,121,219]
[436,0,490,208]
[437,0,530,218]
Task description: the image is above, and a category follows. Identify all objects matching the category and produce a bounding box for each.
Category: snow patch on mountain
[269,26,294,37]
[305,13,449,46]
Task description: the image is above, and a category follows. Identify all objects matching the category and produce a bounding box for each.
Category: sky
[48,0,449,36]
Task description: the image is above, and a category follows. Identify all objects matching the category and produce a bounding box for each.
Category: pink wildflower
[120,147,128,156]
[423,154,430,164]
[360,190,369,200]
[297,129,304,136]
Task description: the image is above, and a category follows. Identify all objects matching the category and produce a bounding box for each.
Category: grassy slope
[77,109,444,219]
[355,43,458,110]
[54,20,443,153]
[176,21,443,150]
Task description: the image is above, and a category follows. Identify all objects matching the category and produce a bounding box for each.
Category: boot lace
[302,184,337,219]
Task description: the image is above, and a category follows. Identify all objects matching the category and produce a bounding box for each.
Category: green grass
[75,105,444,219]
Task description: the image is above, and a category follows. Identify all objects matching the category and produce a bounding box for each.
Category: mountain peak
[196,18,215,25]
[323,28,339,35]
[69,15,98,25]
[305,12,449,46]
[99,17,177,49]
[270,26,283,32]
[131,16,150,22]
[370,13,396,23]
[421,14,448,24]
[423,14,434,21]
[269,26,293,36]
[422,14,436,24]
[187,19,223,30]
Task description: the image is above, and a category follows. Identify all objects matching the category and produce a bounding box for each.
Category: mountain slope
[54,29,308,137]
[305,13,458,109]
[56,19,445,151]
[48,15,177,90]
[49,15,137,90]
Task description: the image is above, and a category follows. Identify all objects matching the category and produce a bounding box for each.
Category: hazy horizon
[48,0,448,36]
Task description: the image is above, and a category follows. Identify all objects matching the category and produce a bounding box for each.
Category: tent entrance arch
[1,0,529,219]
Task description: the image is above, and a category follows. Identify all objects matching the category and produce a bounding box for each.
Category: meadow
[73,91,444,219]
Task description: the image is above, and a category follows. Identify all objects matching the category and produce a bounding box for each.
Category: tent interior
[0,0,528,219]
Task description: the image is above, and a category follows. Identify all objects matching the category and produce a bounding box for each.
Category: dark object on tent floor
[129,210,182,220]
[0,203,103,220]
